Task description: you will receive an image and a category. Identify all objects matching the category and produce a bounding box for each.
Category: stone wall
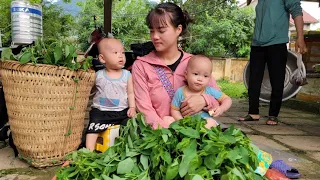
[211,58,248,82]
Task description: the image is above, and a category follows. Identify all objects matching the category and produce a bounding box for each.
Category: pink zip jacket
[132,51,220,129]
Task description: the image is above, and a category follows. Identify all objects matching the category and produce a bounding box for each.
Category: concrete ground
[0,99,319,179]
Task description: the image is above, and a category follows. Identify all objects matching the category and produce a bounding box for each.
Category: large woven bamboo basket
[0,60,95,168]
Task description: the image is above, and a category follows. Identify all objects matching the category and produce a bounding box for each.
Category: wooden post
[104,0,112,33]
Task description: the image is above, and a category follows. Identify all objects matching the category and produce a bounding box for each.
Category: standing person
[86,38,136,151]
[239,0,307,125]
[171,55,232,128]
[132,2,222,129]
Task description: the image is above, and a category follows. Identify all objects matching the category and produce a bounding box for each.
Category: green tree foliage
[112,0,152,49]
[1,0,255,58]
[30,0,71,3]
[42,1,76,45]
[76,0,254,58]
[75,0,104,51]
[76,0,152,51]
[0,0,12,47]
[183,0,255,58]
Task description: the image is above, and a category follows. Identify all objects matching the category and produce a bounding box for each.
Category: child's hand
[208,106,224,117]
[205,118,218,129]
[127,107,136,118]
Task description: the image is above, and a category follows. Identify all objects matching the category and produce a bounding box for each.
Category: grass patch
[217,79,248,98]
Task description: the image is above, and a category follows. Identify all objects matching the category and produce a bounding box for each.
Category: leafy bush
[56,114,263,180]
[1,39,92,71]
[184,3,255,58]
[217,79,248,99]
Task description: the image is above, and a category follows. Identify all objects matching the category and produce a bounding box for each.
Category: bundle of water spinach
[56,114,264,180]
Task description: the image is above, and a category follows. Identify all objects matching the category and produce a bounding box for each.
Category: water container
[11,0,42,45]
[243,50,304,102]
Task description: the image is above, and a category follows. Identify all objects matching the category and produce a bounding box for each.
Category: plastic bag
[290,53,307,86]
[264,168,290,180]
[254,150,273,176]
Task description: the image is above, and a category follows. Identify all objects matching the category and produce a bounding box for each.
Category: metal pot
[243,50,304,102]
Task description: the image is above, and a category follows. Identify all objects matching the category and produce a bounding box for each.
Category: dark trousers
[248,43,288,117]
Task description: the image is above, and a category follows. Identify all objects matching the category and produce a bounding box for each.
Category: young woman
[132,2,222,129]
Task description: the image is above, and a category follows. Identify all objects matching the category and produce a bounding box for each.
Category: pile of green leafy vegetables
[56,114,264,180]
[1,39,92,71]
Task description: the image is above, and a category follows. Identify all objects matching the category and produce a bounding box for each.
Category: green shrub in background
[217,79,248,99]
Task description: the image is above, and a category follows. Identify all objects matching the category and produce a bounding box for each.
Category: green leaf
[227,149,241,163]
[169,121,182,130]
[215,151,229,168]
[140,154,148,170]
[179,140,198,176]
[72,151,77,160]
[161,128,171,135]
[189,155,202,172]
[137,170,150,180]
[162,134,168,143]
[192,175,204,180]
[138,114,147,127]
[132,165,141,174]
[204,155,216,170]
[132,116,138,127]
[103,155,110,162]
[126,151,139,157]
[101,174,112,180]
[250,143,260,155]
[65,45,70,57]
[128,135,133,148]
[238,146,249,165]
[231,167,246,180]
[195,167,211,178]
[151,153,161,168]
[176,138,190,151]
[223,135,236,144]
[179,127,200,138]
[1,48,14,61]
[165,158,179,180]
[72,52,77,58]
[223,125,234,136]
[221,174,229,180]
[161,151,172,164]
[67,170,79,178]
[19,51,32,64]
[179,152,197,177]
[117,158,134,174]
[210,169,221,175]
[144,141,157,149]
[54,46,63,63]
[112,174,126,180]
[81,62,89,71]
[183,139,197,154]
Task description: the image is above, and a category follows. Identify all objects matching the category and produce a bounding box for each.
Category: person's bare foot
[238,114,260,121]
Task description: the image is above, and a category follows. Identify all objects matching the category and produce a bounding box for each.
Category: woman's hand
[162,116,175,128]
[180,95,206,116]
